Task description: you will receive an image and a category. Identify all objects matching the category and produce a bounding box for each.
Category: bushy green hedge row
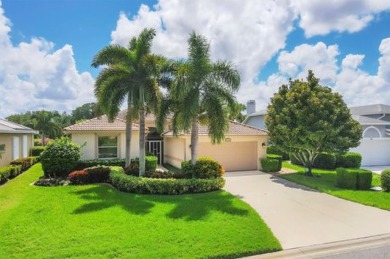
[381,169,390,192]
[109,169,225,195]
[74,158,126,170]
[291,152,362,170]
[266,145,289,160]
[125,156,159,176]
[335,152,362,168]
[336,168,372,190]
[0,165,22,184]
[31,146,45,156]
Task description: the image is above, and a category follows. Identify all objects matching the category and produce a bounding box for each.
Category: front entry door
[146,140,163,165]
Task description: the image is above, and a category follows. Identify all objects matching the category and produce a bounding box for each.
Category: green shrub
[335,152,362,168]
[313,153,336,170]
[381,169,390,192]
[31,146,45,156]
[181,160,195,177]
[109,170,225,195]
[266,145,289,160]
[145,156,158,172]
[40,137,81,178]
[356,169,373,190]
[74,158,126,170]
[260,158,280,172]
[144,170,186,179]
[0,167,11,184]
[336,168,357,189]
[8,165,22,178]
[125,158,139,176]
[34,138,42,146]
[193,157,224,179]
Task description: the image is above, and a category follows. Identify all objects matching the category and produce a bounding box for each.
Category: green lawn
[0,164,281,258]
[281,162,390,211]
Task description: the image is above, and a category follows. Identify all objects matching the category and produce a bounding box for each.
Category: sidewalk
[224,171,390,249]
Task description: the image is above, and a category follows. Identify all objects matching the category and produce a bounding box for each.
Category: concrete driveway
[224,171,390,249]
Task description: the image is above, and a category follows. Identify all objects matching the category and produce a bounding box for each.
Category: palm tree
[157,32,240,166]
[92,28,162,174]
[32,111,62,146]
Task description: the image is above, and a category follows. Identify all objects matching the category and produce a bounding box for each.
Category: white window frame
[97,135,119,159]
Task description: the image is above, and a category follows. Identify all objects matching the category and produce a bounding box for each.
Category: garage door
[198,141,258,171]
[350,139,390,166]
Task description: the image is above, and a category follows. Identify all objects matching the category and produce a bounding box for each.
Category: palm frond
[91,45,131,67]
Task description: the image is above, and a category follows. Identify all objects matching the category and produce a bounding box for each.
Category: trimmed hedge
[266,145,289,160]
[336,168,357,189]
[145,156,158,172]
[335,152,362,168]
[144,170,186,179]
[109,169,225,195]
[336,168,372,190]
[313,153,336,170]
[123,156,158,175]
[10,157,36,171]
[31,146,45,156]
[193,157,224,179]
[381,169,390,192]
[260,158,281,172]
[68,166,111,185]
[0,165,22,184]
[74,158,126,170]
[181,160,195,177]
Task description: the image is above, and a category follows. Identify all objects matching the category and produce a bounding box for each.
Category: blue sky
[0,0,389,117]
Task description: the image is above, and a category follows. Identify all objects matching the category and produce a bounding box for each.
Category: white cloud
[111,0,297,82]
[0,3,95,117]
[292,0,390,37]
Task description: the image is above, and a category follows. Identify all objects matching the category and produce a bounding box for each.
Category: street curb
[248,233,390,258]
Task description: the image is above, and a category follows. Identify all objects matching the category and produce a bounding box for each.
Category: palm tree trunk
[139,107,146,177]
[190,117,199,165]
[125,94,133,167]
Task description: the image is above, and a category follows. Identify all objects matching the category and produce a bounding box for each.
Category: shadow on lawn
[71,185,248,221]
[159,191,249,221]
[70,185,155,215]
[269,174,320,193]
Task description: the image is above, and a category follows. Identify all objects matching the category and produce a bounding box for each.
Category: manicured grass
[0,164,281,258]
[281,162,390,211]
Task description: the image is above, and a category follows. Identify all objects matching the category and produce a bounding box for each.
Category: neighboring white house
[349,104,390,166]
[64,111,268,171]
[243,101,390,167]
[0,118,38,167]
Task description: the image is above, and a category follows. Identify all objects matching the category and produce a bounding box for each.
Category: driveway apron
[224,171,390,249]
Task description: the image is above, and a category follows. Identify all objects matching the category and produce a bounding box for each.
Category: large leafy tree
[157,32,240,166]
[92,28,162,175]
[265,71,362,176]
[32,110,62,146]
[71,102,99,123]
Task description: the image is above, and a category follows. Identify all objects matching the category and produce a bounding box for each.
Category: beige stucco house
[64,112,268,172]
[0,118,38,167]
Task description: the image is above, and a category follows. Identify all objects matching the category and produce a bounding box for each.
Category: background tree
[228,102,246,122]
[92,28,162,175]
[265,71,362,176]
[71,103,99,123]
[157,32,240,166]
[32,111,62,146]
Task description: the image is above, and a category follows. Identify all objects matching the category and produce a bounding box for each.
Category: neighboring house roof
[349,104,390,115]
[164,121,268,136]
[352,115,390,125]
[0,118,38,134]
[242,110,267,124]
[64,115,139,132]
[117,110,172,122]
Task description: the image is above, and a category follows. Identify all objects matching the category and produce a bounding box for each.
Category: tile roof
[117,110,163,122]
[64,115,139,132]
[349,104,390,115]
[164,121,268,136]
[0,118,38,134]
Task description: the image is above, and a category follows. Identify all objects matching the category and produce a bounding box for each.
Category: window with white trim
[98,136,118,158]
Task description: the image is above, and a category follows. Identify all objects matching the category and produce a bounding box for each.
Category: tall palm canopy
[32,111,62,146]
[92,28,162,174]
[157,32,240,165]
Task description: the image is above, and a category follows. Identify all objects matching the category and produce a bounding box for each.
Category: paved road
[224,171,390,249]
